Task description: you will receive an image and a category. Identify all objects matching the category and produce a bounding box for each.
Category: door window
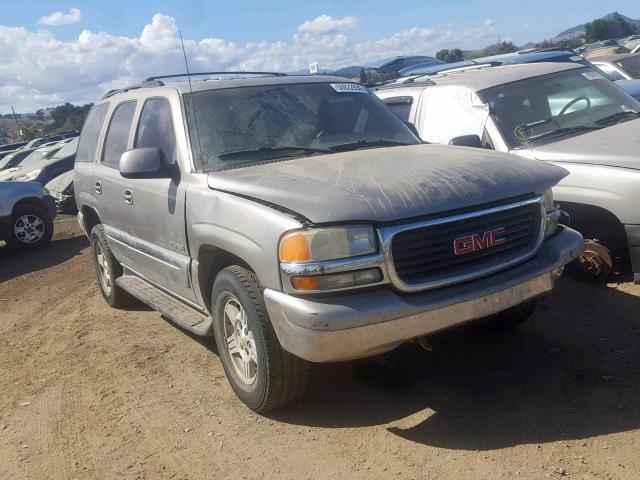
[76,103,109,163]
[135,98,177,164]
[102,101,136,168]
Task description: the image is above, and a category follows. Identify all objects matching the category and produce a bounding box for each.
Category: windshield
[479,68,640,148]
[185,82,419,171]
[617,55,640,79]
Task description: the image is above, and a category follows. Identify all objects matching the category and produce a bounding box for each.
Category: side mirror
[449,134,483,148]
[119,148,166,178]
[404,121,421,139]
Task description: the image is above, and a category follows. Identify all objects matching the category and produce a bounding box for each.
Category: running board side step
[116,274,213,336]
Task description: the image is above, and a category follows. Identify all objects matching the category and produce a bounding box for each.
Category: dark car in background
[0,148,38,171]
[371,55,443,73]
[11,138,78,185]
[0,142,66,180]
[0,141,28,152]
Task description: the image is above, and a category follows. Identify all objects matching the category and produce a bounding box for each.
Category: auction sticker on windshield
[330,83,369,93]
[582,71,604,81]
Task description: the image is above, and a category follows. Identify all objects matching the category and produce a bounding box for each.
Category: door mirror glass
[119,148,166,178]
[449,134,483,148]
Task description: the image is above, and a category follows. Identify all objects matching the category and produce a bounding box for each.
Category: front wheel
[212,266,309,413]
[6,205,53,251]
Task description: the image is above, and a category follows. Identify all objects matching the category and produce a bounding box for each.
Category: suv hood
[208,144,567,224]
[528,118,640,170]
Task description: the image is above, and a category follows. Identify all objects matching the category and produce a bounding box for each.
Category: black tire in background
[90,224,133,308]
[212,265,309,413]
[6,204,53,251]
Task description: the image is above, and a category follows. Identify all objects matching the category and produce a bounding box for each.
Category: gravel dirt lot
[1,216,639,480]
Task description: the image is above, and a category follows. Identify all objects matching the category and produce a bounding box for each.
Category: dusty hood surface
[46,170,74,193]
[208,144,567,224]
[529,119,640,170]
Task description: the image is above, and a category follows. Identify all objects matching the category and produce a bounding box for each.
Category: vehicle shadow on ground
[0,235,88,283]
[271,278,640,450]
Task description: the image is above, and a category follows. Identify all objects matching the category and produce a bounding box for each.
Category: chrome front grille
[381,196,545,292]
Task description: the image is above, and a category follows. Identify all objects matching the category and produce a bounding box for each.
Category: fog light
[291,268,382,291]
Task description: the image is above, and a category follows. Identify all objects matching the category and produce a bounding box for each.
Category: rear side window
[102,101,137,168]
[135,98,177,164]
[382,96,413,121]
[75,103,109,163]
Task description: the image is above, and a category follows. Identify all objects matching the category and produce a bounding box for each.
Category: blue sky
[3,1,639,45]
[0,2,639,112]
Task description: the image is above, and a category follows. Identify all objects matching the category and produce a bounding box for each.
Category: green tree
[436,48,464,62]
[44,102,93,135]
[20,121,45,141]
[436,49,450,61]
[585,13,637,43]
[497,40,517,54]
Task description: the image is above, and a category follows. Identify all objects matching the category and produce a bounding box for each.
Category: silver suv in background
[74,72,583,412]
[375,62,640,282]
[0,181,56,250]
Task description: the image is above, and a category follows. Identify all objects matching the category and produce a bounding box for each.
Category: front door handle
[123,189,133,205]
[94,181,102,194]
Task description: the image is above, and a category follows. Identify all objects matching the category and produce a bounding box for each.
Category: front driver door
[113,95,195,303]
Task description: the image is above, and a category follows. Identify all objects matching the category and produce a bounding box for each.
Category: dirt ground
[1,216,639,480]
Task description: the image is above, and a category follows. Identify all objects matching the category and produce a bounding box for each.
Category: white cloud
[297,15,358,35]
[38,8,82,26]
[0,13,496,112]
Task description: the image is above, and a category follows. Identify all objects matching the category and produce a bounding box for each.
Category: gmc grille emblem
[453,227,506,255]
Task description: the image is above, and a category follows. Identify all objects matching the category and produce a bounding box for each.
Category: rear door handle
[123,189,133,205]
[94,181,102,194]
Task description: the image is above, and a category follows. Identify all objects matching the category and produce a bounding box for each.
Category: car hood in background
[208,144,567,224]
[45,170,74,193]
[529,118,640,170]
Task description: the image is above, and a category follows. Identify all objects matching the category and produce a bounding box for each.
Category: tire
[476,298,539,331]
[212,266,309,413]
[90,224,132,308]
[6,204,53,251]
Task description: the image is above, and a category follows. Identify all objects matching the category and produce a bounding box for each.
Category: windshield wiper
[595,110,640,126]
[217,145,331,161]
[527,125,602,143]
[327,139,414,152]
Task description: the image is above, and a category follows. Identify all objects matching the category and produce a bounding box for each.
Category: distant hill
[554,11,640,41]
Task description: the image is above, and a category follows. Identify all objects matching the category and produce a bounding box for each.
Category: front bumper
[264,226,584,362]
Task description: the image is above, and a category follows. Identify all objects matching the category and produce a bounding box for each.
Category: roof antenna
[179,30,203,167]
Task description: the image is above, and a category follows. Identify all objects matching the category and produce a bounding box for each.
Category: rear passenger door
[110,96,194,302]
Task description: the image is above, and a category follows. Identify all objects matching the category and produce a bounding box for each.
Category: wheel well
[12,197,47,215]
[197,246,252,312]
[558,202,628,253]
[81,206,101,236]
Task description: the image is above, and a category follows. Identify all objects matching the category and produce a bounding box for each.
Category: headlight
[543,188,555,212]
[16,169,41,182]
[543,188,561,239]
[279,226,377,263]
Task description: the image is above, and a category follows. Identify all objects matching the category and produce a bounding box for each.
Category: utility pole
[11,106,23,141]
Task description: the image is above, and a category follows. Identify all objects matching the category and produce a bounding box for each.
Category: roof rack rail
[101,80,165,100]
[145,71,287,81]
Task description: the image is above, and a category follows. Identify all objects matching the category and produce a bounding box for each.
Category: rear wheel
[6,205,53,251]
[90,224,132,308]
[212,266,309,413]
